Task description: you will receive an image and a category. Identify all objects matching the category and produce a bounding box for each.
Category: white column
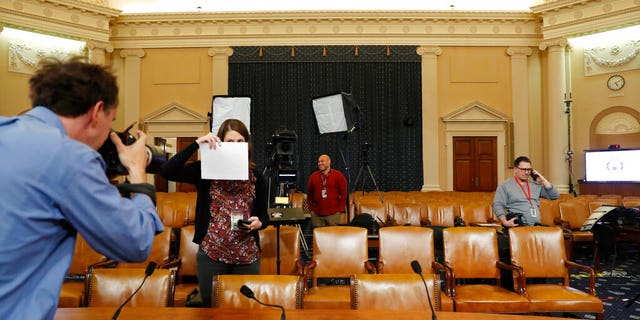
[119,49,145,131]
[86,41,113,66]
[506,47,533,158]
[417,46,442,191]
[539,39,569,194]
[208,47,234,96]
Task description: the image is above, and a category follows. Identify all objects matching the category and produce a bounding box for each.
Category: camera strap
[116,182,156,205]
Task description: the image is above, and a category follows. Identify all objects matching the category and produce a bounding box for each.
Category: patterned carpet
[570,246,640,319]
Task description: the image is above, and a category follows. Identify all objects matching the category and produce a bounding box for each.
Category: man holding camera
[492,156,559,227]
[0,58,164,320]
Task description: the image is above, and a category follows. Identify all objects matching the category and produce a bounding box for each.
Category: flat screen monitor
[584,149,640,182]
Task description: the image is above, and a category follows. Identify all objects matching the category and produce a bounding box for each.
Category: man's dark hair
[514,156,531,167]
[28,56,119,117]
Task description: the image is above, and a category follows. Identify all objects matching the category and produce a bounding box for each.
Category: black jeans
[196,249,261,307]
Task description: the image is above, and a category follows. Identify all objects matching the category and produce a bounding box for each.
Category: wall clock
[607,75,625,91]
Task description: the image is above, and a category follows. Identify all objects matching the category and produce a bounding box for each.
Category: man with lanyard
[306,154,347,227]
[493,156,559,227]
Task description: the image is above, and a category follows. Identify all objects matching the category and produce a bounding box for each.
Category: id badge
[230,212,245,231]
[321,188,327,198]
[530,207,537,218]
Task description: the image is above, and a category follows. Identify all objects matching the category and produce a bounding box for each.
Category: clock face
[607,75,625,91]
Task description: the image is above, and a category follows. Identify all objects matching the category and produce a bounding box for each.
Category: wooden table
[55,307,575,320]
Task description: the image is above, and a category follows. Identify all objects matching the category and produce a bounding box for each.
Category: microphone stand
[240,285,286,320]
[112,262,157,320]
[411,261,437,320]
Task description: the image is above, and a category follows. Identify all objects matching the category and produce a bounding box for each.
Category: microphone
[240,284,286,320]
[411,260,437,320]
[111,261,157,320]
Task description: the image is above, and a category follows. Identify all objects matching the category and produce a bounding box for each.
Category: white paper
[199,142,248,180]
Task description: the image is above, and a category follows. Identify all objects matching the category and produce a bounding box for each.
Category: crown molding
[0,0,121,42]
[109,10,543,48]
[531,0,640,39]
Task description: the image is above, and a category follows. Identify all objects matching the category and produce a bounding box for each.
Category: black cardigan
[159,141,269,246]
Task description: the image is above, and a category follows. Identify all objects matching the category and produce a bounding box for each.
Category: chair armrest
[364,261,377,274]
[565,260,597,296]
[159,257,182,270]
[294,259,304,276]
[376,261,385,274]
[496,261,526,295]
[432,261,452,297]
[302,260,317,293]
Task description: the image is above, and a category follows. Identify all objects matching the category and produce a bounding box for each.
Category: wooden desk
[577,180,640,197]
[55,307,574,320]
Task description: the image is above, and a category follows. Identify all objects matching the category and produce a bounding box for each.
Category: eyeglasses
[516,167,532,172]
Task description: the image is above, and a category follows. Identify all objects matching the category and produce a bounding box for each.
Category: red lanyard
[514,176,533,207]
[321,170,329,187]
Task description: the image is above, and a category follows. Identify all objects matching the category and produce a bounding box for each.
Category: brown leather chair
[538,198,562,227]
[426,202,457,227]
[508,226,603,320]
[259,225,303,275]
[58,235,109,307]
[117,228,180,269]
[212,274,304,309]
[302,226,376,309]
[441,227,529,313]
[84,267,176,307]
[458,201,498,226]
[388,202,424,226]
[173,225,199,307]
[558,200,594,260]
[356,201,388,225]
[350,273,440,312]
[375,226,452,311]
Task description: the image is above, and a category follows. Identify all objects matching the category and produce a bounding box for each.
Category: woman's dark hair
[217,119,255,168]
[29,56,118,117]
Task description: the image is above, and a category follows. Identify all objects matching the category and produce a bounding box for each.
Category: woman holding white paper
[160,118,268,307]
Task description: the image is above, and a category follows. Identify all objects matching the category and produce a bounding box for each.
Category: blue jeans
[196,248,260,307]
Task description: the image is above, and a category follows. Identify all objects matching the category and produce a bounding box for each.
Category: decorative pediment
[442,101,509,123]
[142,102,208,124]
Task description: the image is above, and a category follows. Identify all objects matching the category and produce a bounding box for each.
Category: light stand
[564,93,577,197]
[351,142,383,202]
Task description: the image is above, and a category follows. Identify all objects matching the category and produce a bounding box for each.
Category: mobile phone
[237,219,251,230]
[530,169,539,181]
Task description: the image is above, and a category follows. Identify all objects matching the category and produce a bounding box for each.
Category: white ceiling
[108,0,539,14]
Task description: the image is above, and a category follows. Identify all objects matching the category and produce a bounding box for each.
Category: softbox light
[210,95,251,134]
[311,92,356,135]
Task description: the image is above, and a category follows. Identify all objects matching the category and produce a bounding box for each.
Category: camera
[506,212,523,225]
[98,125,166,178]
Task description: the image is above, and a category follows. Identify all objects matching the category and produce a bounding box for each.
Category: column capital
[208,47,234,57]
[506,47,533,56]
[417,46,442,56]
[120,49,145,59]
[86,41,113,53]
[538,38,568,51]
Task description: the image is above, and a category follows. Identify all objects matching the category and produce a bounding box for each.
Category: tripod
[351,143,383,202]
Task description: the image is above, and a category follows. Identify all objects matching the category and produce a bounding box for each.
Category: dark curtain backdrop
[227,46,423,194]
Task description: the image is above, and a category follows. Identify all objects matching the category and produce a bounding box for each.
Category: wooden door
[453,137,497,192]
[176,137,198,193]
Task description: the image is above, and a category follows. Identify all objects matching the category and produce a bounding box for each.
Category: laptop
[267,207,306,224]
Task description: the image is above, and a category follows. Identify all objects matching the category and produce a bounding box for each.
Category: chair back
[117,228,174,268]
[508,226,567,278]
[426,202,456,227]
[458,202,493,225]
[68,234,106,275]
[538,198,560,226]
[350,274,439,311]
[310,226,370,280]
[357,201,388,224]
[388,202,424,226]
[442,227,500,279]
[212,274,304,309]
[559,201,590,231]
[178,225,198,281]
[259,226,301,275]
[84,267,176,307]
[377,226,434,274]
